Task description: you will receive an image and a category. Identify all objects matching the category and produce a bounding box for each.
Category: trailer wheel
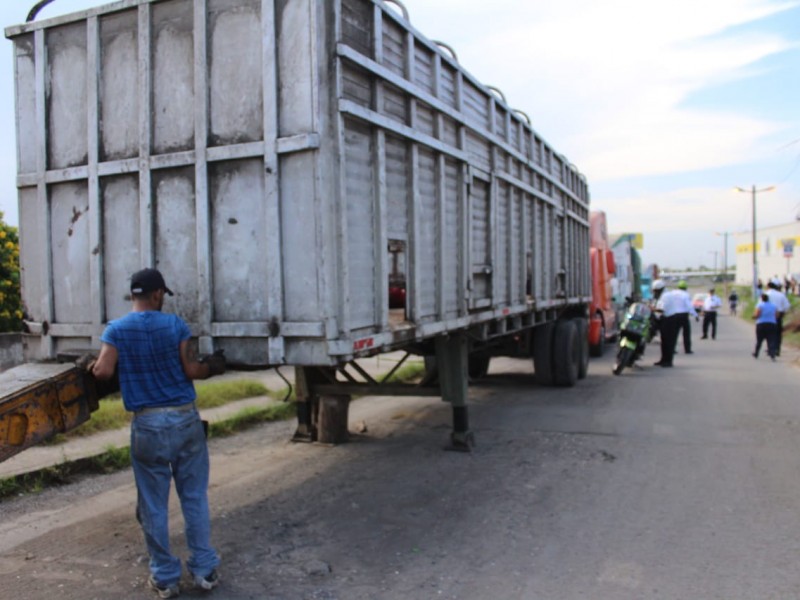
[574,317,589,379]
[553,319,579,387]
[532,322,555,386]
[468,355,491,380]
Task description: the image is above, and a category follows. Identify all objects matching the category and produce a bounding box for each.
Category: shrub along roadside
[0,212,22,333]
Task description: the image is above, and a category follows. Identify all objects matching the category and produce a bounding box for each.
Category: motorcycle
[612,300,655,375]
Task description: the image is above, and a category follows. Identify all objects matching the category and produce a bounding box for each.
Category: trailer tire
[574,317,589,379]
[468,355,491,380]
[532,322,555,386]
[553,319,579,387]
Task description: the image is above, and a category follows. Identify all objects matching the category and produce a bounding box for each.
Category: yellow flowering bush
[0,212,22,332]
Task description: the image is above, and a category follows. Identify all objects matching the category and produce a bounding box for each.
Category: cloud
[402,0,799,181]
[602,185,795,235]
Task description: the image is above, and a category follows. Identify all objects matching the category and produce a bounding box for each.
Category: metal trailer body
[5,0,591,449]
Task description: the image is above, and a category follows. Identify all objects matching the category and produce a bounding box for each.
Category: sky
[0,0,798,270]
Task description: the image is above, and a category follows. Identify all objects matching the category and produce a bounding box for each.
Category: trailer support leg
[292,367,351,444]
[292,394,316,443]
[435,333,474,451]
[292,366,326,443]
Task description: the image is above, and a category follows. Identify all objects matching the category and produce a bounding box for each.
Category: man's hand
[75,352,97,374]
[199,350,226,377]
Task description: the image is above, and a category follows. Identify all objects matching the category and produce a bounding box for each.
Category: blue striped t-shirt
[100,311,196,412]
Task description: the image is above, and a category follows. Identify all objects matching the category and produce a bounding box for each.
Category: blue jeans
[131,408,219,585]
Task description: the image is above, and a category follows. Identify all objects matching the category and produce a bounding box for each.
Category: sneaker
[148,575,180,599]
[194,570,220,591]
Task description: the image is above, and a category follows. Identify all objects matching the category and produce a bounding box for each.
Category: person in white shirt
[700,288,723,340]
[673,280,697,354]
[653,279,680,367]
[766,278,791,356]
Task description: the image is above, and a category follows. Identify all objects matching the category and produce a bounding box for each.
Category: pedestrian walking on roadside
[91,268,226,599]
[652,279,679,367]
[765,278,791,357]
[728,289,739,316]
[673,280,696,354]
[701,288,723,340]
[752,291,778,360]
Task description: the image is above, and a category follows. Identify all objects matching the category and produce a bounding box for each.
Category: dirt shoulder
[0,361,597,600]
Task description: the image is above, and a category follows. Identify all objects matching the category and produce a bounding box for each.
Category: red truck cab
[588,212,618,356]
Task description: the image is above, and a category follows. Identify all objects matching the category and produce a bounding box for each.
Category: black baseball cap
[130,268,174,296]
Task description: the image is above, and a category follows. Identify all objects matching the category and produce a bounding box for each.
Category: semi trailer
[2,0,591,456]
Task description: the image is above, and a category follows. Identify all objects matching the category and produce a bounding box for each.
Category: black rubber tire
[589,321,605,357]
[574,317,589,379]
[532,322,555,386]
[613,347,633,375]
[468,355,491,380]
[553,319,579,387]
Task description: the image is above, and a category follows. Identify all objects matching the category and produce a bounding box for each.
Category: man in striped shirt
[92,268,226,598]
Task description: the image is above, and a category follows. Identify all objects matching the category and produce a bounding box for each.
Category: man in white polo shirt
[701,288,723,340]
[766,278,791,356]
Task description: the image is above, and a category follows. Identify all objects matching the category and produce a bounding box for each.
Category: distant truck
[588,212,618,356]
[641,263,660,300]
[3,0,592,454]
[610,233,642,306]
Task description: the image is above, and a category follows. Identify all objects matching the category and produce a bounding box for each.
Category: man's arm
[92,342,118,380]
[180,340,225,380]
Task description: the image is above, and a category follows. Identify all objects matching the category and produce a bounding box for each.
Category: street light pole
[715,231,729,299]
[735,185,776,299]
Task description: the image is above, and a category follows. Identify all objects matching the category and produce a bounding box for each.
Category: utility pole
[715,231,729,299]
[735,185,776,299]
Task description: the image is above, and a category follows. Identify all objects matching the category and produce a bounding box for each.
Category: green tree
[0,211,22,332]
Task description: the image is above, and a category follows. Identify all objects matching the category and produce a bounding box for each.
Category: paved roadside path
[0,352,420,479]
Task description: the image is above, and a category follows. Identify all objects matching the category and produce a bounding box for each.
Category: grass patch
[195,380,270,409]
[208,402,297,438]
[0,358,427,500]
[0,401,293,501]
[0,445,132,501]
[51,379,269,441]
[380,361,425,383]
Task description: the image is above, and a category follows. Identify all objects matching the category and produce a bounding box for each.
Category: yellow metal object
[0,364,103,463]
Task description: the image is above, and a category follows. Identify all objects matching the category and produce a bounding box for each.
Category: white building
[734,221,800,287]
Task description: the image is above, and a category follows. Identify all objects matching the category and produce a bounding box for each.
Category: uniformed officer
[673,280,697,354]
[766,278,791,356]
[701,288,723,340]
[653,279,680,367]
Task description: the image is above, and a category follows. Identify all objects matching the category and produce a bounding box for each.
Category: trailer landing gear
[437,333,474,452]
[291,333,475,451]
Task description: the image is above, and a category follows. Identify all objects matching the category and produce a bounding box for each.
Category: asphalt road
[2,312,800,599]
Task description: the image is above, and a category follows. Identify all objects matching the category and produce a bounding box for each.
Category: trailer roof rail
[26,0,56,22]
